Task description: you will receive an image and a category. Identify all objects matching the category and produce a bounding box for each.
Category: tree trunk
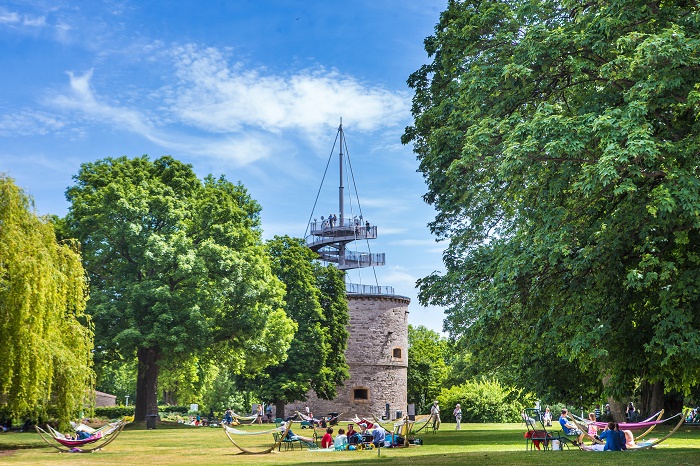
[275,400,285,420]
[606,397,627,423]
[135,346,162,422]
[640,379,664,419]
[664,390,685,416]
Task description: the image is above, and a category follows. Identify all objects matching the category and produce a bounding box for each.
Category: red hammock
[589,411,682,430]
[54,431,103,447]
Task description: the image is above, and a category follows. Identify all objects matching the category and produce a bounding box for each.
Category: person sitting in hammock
[281,422,315,446]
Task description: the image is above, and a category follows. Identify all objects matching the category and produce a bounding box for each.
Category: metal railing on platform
[346,283,395,295]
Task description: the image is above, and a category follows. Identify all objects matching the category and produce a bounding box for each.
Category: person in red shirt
[346,424,358,444]
[321,427,334,448]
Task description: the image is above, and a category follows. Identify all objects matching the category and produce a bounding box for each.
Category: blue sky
[0,0,447,332]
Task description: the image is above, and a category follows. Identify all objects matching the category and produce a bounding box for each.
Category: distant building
[94,390,117,407]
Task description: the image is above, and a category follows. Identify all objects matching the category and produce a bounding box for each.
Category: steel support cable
[343,135,380,288]
[303,129,340,242]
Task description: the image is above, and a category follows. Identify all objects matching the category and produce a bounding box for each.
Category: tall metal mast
[305,119,386,275]
[338,119,345,268]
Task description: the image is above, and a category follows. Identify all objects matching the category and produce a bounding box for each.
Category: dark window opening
[353,388,369,401]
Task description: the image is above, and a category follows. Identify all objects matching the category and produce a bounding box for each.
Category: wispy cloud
[162,45,410,138]
[0,8,45,27]
[0,110,67,136]
[38,43,411,167]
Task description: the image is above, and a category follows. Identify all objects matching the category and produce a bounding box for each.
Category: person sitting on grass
[334,428,348,450]
[321,427,333,449]
[559,409,585,446]
[598,422,625,451]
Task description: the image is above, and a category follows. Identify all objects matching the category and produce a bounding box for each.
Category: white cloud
[41,43,411,167]
[0,8,47,28]
[0,10,20,24]
[164,44,410,138]
[0,110,67,136]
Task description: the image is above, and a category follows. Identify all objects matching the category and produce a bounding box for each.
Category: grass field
[1,420,699,465]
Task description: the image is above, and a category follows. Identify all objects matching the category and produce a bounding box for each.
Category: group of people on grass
[283,421,387,450]
[559,408,640,451]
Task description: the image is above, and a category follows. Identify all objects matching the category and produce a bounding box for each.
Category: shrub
[93,406,135,418]
[160,405,189,414]
[438,379,535,423]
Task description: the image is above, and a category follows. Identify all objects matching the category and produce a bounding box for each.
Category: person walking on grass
[453,404,462,430]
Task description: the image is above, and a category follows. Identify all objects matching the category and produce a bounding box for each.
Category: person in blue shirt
[598,422,625,451]
[559,408,585,446]
[371,425,386,448]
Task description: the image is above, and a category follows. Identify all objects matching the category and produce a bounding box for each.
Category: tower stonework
[285,293,409,419]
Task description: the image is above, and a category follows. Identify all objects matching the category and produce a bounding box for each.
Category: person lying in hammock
[281,422,316,447]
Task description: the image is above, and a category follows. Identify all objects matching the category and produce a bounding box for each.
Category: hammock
[569,410,686,450]
[296,411,343,426]
[231,412,259,422]
[569,410,667,444]
[575,410,666,430]
[36,419,128,453]
[222,423,291,454]
[628,410,687,450]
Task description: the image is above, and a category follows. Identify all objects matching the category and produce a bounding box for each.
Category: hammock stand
[222,422,291,454]
[569,410,686,450]
[628,410,687,450]
[371,415,414,447]
[407,415,433,435]
[35,419,127,453]
[570,410,670,444]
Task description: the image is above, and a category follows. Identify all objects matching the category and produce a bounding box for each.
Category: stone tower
[285,121,410,420]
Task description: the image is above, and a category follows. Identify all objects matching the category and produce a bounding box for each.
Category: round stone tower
[285,120,409,421]
[287,292,409,419]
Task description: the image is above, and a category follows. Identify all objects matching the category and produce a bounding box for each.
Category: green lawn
[1,421,699,465]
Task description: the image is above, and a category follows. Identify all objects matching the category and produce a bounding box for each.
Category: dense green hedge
[160,405,189,414]
[438,379,534,423]
[93,406,134,418]
[92,405,189,418]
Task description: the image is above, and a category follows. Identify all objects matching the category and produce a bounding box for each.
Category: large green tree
[251,236,349,417]
[0,175,93,426]
[407,325,449,414]
[64,156,294,421]
[404,0,700,415]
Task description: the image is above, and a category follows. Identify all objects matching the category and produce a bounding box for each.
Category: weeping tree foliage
[64,156,294,421]
[0,175,93,425]
[249,236,349,418]
[404,0,700,413]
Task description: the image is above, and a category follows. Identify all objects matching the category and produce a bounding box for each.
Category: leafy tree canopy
[64,156,294,420]
[408,325,449,414]
[251,236,349,416]
[0,175,93,426]
[404,0,700,403]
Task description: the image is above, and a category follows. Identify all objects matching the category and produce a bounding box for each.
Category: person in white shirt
[430,401,441,430]
[453,404,462,430]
